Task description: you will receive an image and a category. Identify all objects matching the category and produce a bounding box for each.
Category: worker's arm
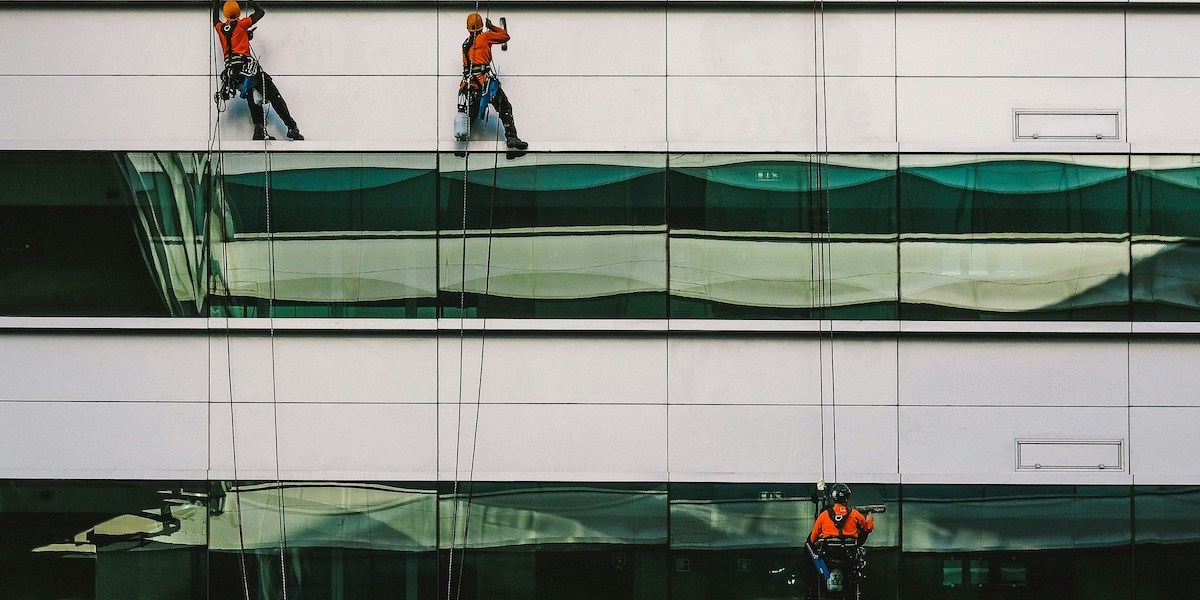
[248,0,266,23]
[212,0,222,24]
[808,514,825,544]
[482,19,511,45]
[856,510,875,534]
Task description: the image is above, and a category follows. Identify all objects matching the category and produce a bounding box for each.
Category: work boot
[286,127,304,141]
[252,126,275,141]
[505,135,528,150]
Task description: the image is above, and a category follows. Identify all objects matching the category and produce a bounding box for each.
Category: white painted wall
[3,5,1200,152]
[1,322,1194,485]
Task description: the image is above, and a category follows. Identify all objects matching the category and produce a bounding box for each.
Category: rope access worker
[809,483,874,546]
[213,0,303,141]
[459,12,528,150]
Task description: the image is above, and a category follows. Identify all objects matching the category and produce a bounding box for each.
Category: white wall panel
[1130,407,1200,483]
[1127,14,1200,78]
[438,75,666,150]
[277,403,438,477]
[251,9,437,76]
[1127,78,1200,148]
[0,333,207,402]
[209,333,278,404]
[897,77,1126,148]
[209,401,283,477]
[0,8,208,75]
[0,76,210,146]
[824,76,897,147]
[438,403,667,480]
[898,338,1129,407]
[440,336,667,405]
[1130,340,1200,407]
[667,10,815,76]
[669,404,820,481]
[273,335,438,404]
[831,337,899,406]
[668,337,822,406]
[216,75,437,145]
[828,405,899,481]
[0,401,207,477]
[668,76,814,150]
[440,8,666,77]
[897,11,1124,77]
[899,406,1130,482]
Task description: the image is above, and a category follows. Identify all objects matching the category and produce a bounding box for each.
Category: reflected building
[4,2,1200,600]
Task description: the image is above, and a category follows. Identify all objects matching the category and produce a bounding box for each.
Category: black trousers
[468,81,518,137]
[245,71,297,130]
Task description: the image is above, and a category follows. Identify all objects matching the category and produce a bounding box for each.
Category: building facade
[2,1,1200,599]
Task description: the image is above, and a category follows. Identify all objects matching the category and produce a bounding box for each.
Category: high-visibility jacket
[809,503,873,544]
[462,27,511,84]
[216,17,255,59]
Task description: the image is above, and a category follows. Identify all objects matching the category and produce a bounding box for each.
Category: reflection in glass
[440,482,668,600]
[0,480,208,600]
[900,155,1130,320]
[902,485,1131,600]
[438,153,667,318]
[1132,156,1200,320]
[212,153,438,318]
[0,152,178,316]
[669,154,898,319]
[1134,486,1200,600]
[208,481,438,600]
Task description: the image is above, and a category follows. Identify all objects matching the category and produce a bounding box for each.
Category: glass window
[212,153,438,318]
[1133,486,1200,600]
[0,480,208,600]
[899,155,1130,320]
[438,153,667,318]
[208,481,438,600]
[0,152,176,317]
[1131,156,1200,320]
[439,482,668,600]
[669,482,898,600]
[668,154,898,319]
[901,485,1132,600]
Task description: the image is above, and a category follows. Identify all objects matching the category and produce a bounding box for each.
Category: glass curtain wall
[668,154,898,319]
[10,482,1200,600]
[9,151,1200,322]
[899,155,1130,320]
[1131,156,1200,320]
[437,153,668,318]
[212,153,438,318]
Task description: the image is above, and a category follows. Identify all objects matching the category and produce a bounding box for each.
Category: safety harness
[216,21,261,103]
[458,32,499,120]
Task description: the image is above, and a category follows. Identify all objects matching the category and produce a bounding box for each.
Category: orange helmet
[223,1,241,20]
[466,12,484,32]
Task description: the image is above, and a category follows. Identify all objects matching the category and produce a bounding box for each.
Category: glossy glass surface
[8,151,1197,322]
[901,485,1132,600]
[899,155,1130,320]
[438,153,668,318]
[668,154,898,319]
[212,153,438,318]
[1131,157,1200,320]
[9,482,1200,599]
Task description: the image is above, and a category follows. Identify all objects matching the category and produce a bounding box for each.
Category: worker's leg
[490,85,527,150]
[246,94,272,141]
[259,72,303,140]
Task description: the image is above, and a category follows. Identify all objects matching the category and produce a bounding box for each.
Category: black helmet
[830,483,851,504]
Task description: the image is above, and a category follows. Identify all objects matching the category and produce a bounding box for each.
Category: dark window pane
[901,485,1132,600]
[0,152,174,316]
[1131,157,1200,320]
[0,480,208,600]
[1134,486,1200,600]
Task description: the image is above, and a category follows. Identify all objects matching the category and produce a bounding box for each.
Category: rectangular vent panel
[1016,439,1124,471]
[1014,110,1120,140]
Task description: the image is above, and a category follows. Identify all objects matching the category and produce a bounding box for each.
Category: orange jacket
[215,17,255,59]
[463,26,511,82]
[809,503,873,544]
